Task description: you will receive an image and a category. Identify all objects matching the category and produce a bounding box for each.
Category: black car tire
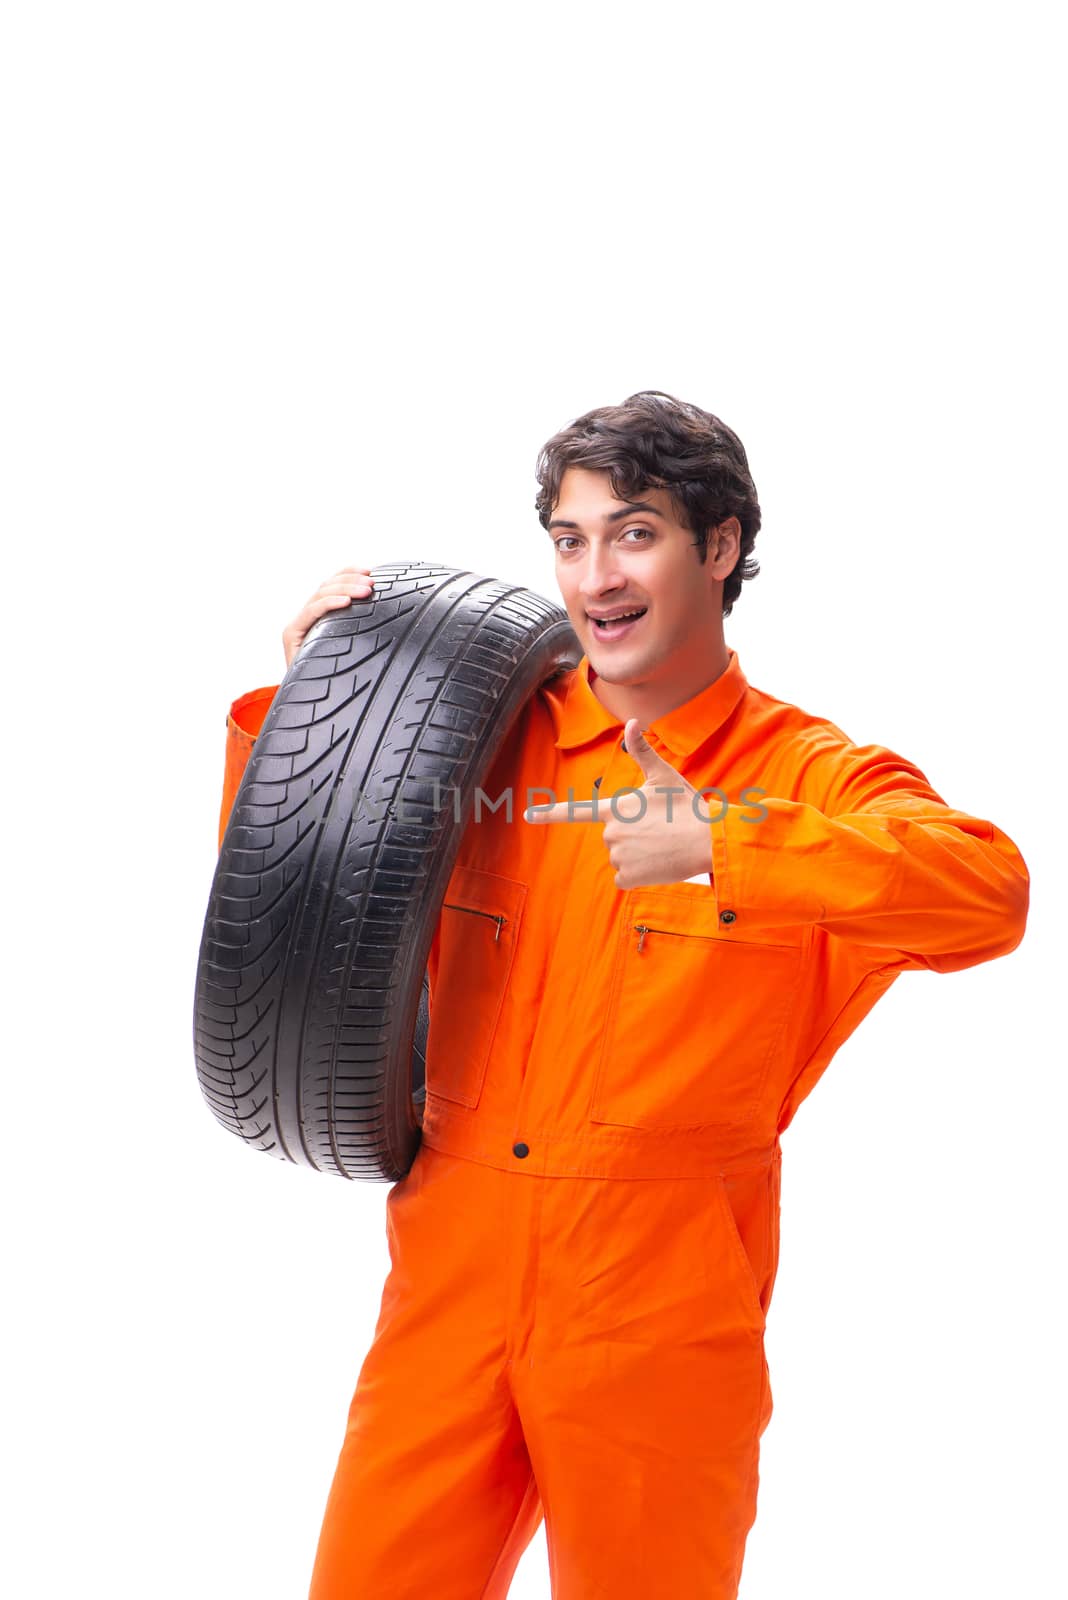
[193,561,579,1182]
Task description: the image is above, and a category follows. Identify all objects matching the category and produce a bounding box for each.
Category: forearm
[708,758,1029,972]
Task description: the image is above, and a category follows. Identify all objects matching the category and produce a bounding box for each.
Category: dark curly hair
[534,390,761,616]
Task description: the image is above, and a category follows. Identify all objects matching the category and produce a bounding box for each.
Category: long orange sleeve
[707,737,1029,973]
[217,684,280,852]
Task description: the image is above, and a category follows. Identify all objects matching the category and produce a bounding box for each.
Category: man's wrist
[692,797,716,880]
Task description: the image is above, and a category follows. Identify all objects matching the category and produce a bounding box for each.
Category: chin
[587,649,647,685]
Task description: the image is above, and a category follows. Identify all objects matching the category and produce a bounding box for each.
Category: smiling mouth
[589,607,648,631]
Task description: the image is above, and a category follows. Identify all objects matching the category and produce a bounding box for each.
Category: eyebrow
[547,501,667,533]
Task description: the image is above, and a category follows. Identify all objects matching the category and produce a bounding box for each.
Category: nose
[577,544,627,602]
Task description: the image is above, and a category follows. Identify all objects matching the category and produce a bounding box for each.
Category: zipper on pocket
[633,922,713,954]
[444,903,507,943]
[633,922,799,954]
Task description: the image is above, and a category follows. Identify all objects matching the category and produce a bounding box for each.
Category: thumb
[623,719,678,784]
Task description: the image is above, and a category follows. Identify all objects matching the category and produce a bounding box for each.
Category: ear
[708,515,741,575]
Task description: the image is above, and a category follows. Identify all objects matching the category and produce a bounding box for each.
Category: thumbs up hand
[524,717,715,890]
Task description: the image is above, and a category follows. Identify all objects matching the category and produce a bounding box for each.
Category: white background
[3,2,1063,1596]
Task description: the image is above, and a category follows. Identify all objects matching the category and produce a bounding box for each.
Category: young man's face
[547,467,738,689]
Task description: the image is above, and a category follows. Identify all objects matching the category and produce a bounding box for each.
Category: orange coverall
[217,648,1029,1598]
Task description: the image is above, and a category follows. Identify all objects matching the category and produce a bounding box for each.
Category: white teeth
[593,609,646,625]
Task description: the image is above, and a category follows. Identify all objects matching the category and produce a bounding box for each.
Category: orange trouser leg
[309,1144,772,1599]
[509,1170,773,1600]
[307,1144,544,1600]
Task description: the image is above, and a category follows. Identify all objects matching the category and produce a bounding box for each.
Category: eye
[622,527,653,542]
[553,536,580,552]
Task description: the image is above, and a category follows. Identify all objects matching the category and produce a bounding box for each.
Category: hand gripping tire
[193,562,580,1182]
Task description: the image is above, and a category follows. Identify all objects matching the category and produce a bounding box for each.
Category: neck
[588,636,731,726]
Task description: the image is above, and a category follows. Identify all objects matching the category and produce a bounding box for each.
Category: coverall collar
[550,647,749,759]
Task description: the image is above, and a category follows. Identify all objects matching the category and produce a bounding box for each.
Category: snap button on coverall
[217,649,1029,1598]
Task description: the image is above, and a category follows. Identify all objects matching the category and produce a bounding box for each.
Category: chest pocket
[425,864,526,1110]
[588,886,804,1133]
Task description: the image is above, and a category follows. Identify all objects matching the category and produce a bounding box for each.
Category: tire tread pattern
[193,562,579,1180]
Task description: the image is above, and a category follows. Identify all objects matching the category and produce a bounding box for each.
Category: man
[217,391,1029,1598]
